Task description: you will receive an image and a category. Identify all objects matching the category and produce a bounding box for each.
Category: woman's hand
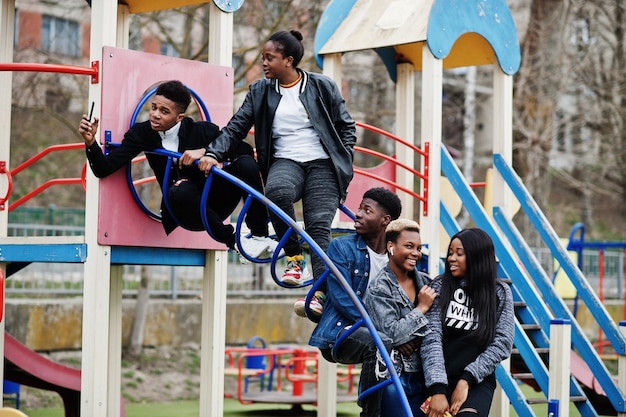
[427,393,450,417]
[78,116,99,146]
[198,155,220,176]
[449,379,469,415]
[417,285,437,314]
[179,148,206,168]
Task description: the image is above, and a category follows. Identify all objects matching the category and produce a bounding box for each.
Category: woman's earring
[389,247,394,256]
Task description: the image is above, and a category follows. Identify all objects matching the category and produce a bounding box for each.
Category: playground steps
[525,396,588,405]
[441,148,614,416]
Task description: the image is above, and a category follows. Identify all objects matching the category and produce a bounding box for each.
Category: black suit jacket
[85,117,253,233]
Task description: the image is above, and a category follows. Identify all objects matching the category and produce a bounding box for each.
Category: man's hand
[395,338,421,357]
[179,148,206,168]
[198,155,220,176]
[78,116,99,146]
[395,342,414,357]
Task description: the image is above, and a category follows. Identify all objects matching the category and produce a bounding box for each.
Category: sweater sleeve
[464,281,515,384]
[419,277,449,391]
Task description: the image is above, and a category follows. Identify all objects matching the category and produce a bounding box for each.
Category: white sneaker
[253,236,285,258]
[239,235,272,257]
[230,244,250,265]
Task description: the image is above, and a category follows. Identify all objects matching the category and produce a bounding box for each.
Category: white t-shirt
[367,246,389,279]
[159,121,182,152]
[272,83,328,162]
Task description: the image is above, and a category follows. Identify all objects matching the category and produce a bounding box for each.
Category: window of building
[41,15,80,57]
[231,55,246,89]
[14,9,18,47]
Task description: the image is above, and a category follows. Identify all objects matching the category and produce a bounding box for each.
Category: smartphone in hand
[87,101,95,122]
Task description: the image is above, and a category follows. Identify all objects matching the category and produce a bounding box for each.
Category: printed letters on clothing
[445,288,477,331]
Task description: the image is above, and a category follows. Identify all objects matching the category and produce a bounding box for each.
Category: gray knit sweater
[420,276,514,392]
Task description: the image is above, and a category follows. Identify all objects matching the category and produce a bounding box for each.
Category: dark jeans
[320,326,386,417]
[447,373,496,417]
[167,155,269,246]
[264,158,340,280]
[380,372,426,417]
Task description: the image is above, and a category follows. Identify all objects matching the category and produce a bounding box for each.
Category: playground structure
[223,341,361,406]
[1,1,626,417]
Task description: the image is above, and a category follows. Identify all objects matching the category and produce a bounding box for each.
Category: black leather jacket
[205,70,356,200]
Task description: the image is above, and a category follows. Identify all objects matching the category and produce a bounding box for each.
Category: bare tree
[513,0,568,196]
[566,2,626,227]
[512,0,568,242]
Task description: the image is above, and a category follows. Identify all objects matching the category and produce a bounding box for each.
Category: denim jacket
[309,233,373,348]
[204,70,356,200]
[364,264,432,373]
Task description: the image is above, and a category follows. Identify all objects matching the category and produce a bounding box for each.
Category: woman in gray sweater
[420,228,514,417]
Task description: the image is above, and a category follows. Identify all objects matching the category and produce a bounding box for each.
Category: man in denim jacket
[309,187,402,417]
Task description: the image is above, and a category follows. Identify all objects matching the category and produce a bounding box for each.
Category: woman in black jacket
[182,30,357,317]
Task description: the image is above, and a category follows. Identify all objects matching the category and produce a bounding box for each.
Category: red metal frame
[0,61,99,83]
[356,121,426,157]
[0,161,12,211]
[223,347,359,406]
[4,144,87,211]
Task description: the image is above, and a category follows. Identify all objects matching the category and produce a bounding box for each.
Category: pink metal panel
[341,161,396,223]
[97,47,234,249]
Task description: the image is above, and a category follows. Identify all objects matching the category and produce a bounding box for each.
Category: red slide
[4,331,125,417]
[570,350,616,416]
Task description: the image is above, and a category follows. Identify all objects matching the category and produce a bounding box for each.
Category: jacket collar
[355,233,369,251]
[273,68,308,94]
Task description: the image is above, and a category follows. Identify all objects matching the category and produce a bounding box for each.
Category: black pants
[447,373,496,417]
[320,326,389,417]
[167,155,269,246]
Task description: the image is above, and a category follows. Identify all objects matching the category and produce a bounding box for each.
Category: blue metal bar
[495,364,536,417]
[0,243,87,263]
[148,149,413,415]
[493,153,626,354]
[567,222,626,250]
[110,246,206,266]
[494,206,616,414]
[440,148,602,416]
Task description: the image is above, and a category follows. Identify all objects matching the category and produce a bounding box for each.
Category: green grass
[19,383,619,417]
[22,399,361,416]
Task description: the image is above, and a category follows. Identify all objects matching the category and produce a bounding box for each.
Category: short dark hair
[363,187,402,220]
[154,80,192,113]
[385,218,420,244]
[268,30,304,67]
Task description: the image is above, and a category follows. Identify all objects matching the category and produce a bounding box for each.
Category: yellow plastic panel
[395,32,496,71]
[483,168,520,218]
[0,409,29,417]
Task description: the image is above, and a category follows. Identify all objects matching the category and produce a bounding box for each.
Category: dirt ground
[18,345,229,410]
